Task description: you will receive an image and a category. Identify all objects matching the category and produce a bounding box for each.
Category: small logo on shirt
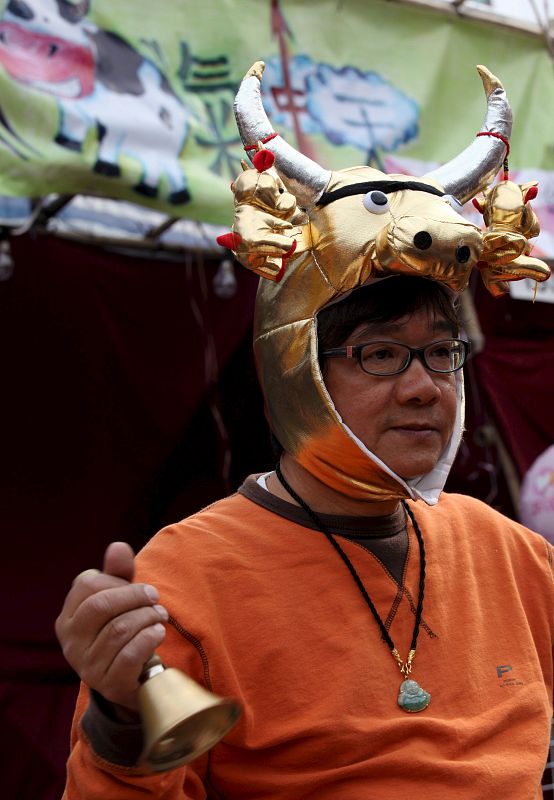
[496,664,525,687]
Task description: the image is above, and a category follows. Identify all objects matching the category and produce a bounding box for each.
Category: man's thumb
[103,541,135,582]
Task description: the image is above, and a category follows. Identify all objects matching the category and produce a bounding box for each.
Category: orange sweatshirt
[64,486,554,799]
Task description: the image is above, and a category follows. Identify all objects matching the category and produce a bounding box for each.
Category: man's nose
[394,356,442,403]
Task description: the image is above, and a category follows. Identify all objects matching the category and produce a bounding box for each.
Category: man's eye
[429,345,451,359]
[364,346,395,361]
[427,343,458,369]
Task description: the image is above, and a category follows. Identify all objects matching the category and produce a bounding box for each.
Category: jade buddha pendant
[397,679,431,712]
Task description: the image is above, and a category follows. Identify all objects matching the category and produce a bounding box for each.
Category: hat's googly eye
[443,194,463,211]
[363,190,390,214]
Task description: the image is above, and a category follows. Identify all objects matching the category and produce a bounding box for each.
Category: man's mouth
[391,424,438,431]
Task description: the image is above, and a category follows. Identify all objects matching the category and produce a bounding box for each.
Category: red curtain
[0,234,263,799]
[471,278,554,477]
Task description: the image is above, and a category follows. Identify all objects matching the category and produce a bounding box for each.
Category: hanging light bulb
[0,239,14,281]
[213,259,237,299]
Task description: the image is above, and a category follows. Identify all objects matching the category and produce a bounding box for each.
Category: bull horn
[233,61,331,209]
[423,66,512,205]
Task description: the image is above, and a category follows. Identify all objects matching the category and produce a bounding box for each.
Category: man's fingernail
[144,585,160,602]
[154,604,169,620]
[72,568,100,586]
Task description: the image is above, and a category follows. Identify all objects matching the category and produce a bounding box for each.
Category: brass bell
[137,655,241,772]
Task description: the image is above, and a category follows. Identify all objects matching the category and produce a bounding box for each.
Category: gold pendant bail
[391,647,416,677]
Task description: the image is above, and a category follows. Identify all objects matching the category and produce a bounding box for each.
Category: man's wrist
[94,692,141,724]
[82,689,144,766]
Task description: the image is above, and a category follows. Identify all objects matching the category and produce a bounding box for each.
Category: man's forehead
[348,315,455,341]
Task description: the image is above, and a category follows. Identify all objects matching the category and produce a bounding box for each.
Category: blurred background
[1,1,553,797]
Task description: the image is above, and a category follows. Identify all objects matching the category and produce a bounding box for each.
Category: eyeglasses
[321,339,471,376]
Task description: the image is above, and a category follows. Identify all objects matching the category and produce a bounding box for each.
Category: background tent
[1,1,553,798]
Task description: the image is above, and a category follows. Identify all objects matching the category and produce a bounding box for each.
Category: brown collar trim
[238,474,405,539]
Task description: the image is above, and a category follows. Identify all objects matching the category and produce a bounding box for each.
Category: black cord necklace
[275,461,431,713]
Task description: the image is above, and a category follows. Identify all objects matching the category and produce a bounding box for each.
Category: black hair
[317,276,460,356]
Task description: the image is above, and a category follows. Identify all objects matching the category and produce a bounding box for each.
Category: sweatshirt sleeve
[62,683,207,800]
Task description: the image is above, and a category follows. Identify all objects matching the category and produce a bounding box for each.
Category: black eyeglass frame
[321,338,471,376]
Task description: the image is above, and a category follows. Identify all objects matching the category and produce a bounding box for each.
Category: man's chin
[386,454,443,482]
[376,432,445,480]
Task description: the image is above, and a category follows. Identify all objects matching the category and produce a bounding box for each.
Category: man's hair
[317,276,460,355]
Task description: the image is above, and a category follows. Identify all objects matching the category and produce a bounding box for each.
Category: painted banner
[0,0,553,263]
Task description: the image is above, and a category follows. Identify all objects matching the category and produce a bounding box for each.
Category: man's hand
[55,542,168,711]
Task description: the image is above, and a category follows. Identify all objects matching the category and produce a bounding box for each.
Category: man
[56,63,553,798]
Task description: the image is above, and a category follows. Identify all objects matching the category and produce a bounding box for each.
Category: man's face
[322,308,458,480]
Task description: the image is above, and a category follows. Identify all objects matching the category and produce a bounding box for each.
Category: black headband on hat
[317,180,446,208]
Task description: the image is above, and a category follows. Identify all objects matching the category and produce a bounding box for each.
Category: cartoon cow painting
[0,0,192,203]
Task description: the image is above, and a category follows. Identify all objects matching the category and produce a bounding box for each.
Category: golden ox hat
[220,61,548,504]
